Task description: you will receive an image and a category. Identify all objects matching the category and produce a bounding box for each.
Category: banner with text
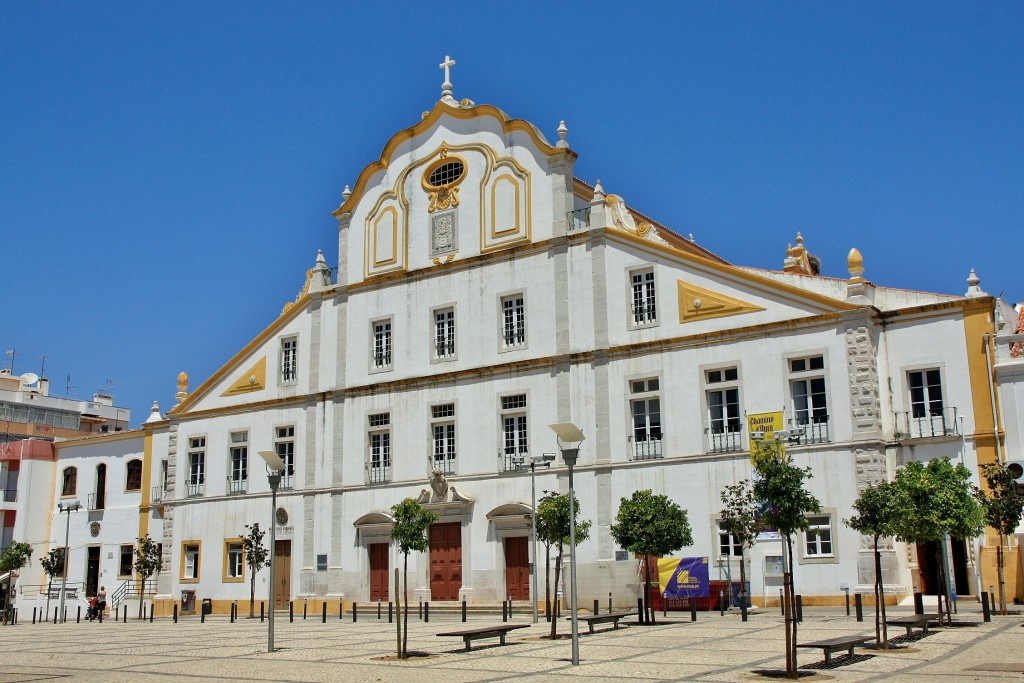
[747,411,785,457]
[658,557,710,598]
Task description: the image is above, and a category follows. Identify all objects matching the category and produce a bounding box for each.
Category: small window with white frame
[629,267,657,327]
[275,426,295,490]
[431,403,456,475]
[371,318,393,371]
[717,525,744,558]
[800,511,838,564]
[499,293,527,349]
[227,431,248,495]
[224,540,244,581]
[500,394,528,471]
[433,306,456,361]
[368,412,391,484]
[902,367,954,438]
[280,336,298,384]
[788,354,829,445]
[629,378,662,460]
[705,367,742,453]
[182,541,201,581]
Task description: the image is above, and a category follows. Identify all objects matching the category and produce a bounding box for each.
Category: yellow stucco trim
[180,540,202,583]
[138,428,153,539]
[220,357,268,397]
[677,279,766,323]
[222,538,245,583]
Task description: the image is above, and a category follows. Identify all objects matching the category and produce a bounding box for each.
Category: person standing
[96,586,107,622]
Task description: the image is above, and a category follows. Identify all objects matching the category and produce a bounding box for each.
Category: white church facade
[130,65,1007,614]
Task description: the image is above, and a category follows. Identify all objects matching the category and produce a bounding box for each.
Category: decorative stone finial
[175,371,189,405]
[847,248,864,283]
[145,401,162,424]
[341,185,351,200]
[965,268,988,298]
[556,120,569,149]
[315,249,327,268]
[439,54,456,103]
[593,179,604,198]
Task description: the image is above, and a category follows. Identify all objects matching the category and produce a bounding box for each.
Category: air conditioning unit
[1006,460,1024,485]
[749,431,765,441]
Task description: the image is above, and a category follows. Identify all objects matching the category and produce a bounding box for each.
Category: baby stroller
[86,597,99,621]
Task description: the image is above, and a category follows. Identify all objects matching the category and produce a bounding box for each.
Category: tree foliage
[390,498,438,658]
[134,534,162,618]
[0,541,32,624]
[243,523,270,618]
[39,547,65,623]
[611,489,692,624]
[535,491,590,638]
[719,480,763,616]
[977,462,1024,615]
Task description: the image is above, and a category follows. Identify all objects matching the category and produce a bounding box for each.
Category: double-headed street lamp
[257,450,285,653]
[517,452,555,624]
[56,500,81,623]
[549,422,585,666]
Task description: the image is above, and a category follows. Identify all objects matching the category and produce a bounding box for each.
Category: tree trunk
[784,535,797,679]
[544,543,551,623]
[997,536,1007,616]
[935,543,951,625]
[249,575,256,618]
[45,577,52,623]
[875,539,889,649]
[138,580,145,620]
[550,545,563,639]
[738,552,747,614]
[402,553,409,658]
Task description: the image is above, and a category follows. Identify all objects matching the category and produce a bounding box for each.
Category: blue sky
[2,2,1021,426]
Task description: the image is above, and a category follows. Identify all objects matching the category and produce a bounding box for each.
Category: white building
[139,67,1008,614]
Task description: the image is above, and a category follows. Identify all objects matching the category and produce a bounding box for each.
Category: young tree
[390,498,438,659]
[242,523,270,618]
[844,481,910,648]
[535,491,590,639]
[39,547,64,623]
[133,535,162,619]
[610,489,693,624]
[978,462,1024,616]
[0,541,32,624]
[719,481,763,617]
[753,440,820,680]
[893,458,984,625]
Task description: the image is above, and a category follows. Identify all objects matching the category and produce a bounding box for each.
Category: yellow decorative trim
[180,540,202,583]
[221,357,267,397]
[222,538,245,583]
[490,174,521,237]
[481,155,531,252]
[431,253,457,266]
[677,280,766,323]
[372,206,399,266]
[422,151,467,214]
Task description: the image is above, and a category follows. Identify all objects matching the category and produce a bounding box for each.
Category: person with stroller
[87,596,98,621]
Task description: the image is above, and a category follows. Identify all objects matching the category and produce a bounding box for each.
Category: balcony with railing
[186,481,205,498]
[150,485,166,505]
[1,488,16,503]
[368,464,389,485]
[995,333,1024,364]
[86,493,105,511]
[279,473,294,491]
[707,428,743,454]
[226,477,247,495]
[629,436,663,461]
[567,207,591,232]
[895,407,960,440]
[432,457,456,476]
[788,418,830,446]
[503,449,528,472]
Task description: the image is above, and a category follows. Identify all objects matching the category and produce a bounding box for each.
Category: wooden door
[369,543,389,602]
[429,522,462,601]
[86,546,100,597]
[274,540,291,609]
[504,536,530,601]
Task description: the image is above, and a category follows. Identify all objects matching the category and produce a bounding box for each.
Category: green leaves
[844,480,910,540]
[133,534,162,579]
[752,449,820,536]
[610,489,692,557]
[719,481,762,551]
[0,542,32,573]
[536,491,591,550]
[892,458,984,543]
[39,547,65,579]
[243,523,270,573]
[978,462,1024,538]
[390,498,439,555]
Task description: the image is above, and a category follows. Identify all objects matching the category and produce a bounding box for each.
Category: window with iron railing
[372,320,392,370]
[896,406,960,439]
[431,404,456,475]
[630,269,657,326]
[706,367,742,452]
[630,378,663,460]
[789,355,830,445]
[501,295,526,348]
[368,413,391,484]
[500,394,528,471]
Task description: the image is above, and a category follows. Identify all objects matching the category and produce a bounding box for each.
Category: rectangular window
[629,378,662,460]
[706,367,742,452]
[718,528,743,557]
[903,368,955,438]
[368,413,391,484]
[372,320,393,370]
[125,459,142,491]
[228,431,248,495]
[225,541,244,580]
[434,307,456,359]
[119,544,134,577]
[630,268,657,325]
[431,403,456,475]
[275,426,295,490]
[804,515,833,557]
[500,394,528,470]
[280,337,297,383]
[501,294,526,348]
[789,355,829,445]
[182,542,201,581]
[62,467,77,496]
[187,437,206,497]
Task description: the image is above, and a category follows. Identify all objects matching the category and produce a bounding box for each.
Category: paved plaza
[1,605,1022,682]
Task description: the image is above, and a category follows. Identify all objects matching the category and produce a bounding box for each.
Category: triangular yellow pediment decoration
[678,280,765,323]
[221,357,267,396]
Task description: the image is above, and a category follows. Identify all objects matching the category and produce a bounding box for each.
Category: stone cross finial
[439,55,456,100]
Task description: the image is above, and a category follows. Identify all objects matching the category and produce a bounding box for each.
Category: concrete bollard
[690,598,697,622]
[424,602,429,623]
[173,604,178,623]
[913,592,924,615]
[795,595,803,623]
[461,600,467,623]
[855,593,863,622]
[353,602,358,622]
[981,592,991,622]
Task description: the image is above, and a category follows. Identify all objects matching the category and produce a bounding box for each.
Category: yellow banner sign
[747,411,785,454]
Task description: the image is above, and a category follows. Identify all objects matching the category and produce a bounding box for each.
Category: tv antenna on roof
[39,354,47,378]
[4,349,16,373]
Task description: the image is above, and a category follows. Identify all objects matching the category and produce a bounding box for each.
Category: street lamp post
[56,500,81,623]
[549,423,585,666]
[257,451,285,653]
[518,453,555,624]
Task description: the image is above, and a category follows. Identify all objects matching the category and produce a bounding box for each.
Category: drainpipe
[983,334,1003,464]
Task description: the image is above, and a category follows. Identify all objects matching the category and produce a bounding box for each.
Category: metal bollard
[740,597,748,622]
[123,605,127,623]
[502,601,507,622]
[855,593,863,622]
[230,603,235,623]
[388,601,393,623]
[201,609,205,624]
[461,600,467,623]
[982,592,991,622]
[418,600,422,620]
[174,603,178,623]
[322,602,326,623]
[638,598,645,625]
[303,600,307,620]
[795,595,803,623]
[353,602,358,622]
[690,598,697,622]
[32,607,36,624]
[150,604,154,623]
[608,592,613,614]
[377,600,382,620]
[77,606,81,623]
[340,599,344,620]
[54,607,58,623]
[913,591,924,615]
[289,601,294,623]
[594,599,599,616]
[260,601,264,623]
[719,590,725,616]
[63,607,67,623]
[424,602,429,623]
[779,589,784,616]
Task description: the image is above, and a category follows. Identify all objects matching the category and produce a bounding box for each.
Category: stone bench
[436,623,530,651]
[568,611,636,634]
[797,634,873,666]
[886,613,940,639]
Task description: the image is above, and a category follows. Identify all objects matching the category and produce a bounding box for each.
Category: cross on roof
[439,55,455,100]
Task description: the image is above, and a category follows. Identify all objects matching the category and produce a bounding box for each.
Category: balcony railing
[432,457,456,476]
[150,486,166,504]
[2,488,16,503]
[186,481,205,498]
[503,449,528,472]
[86,493,105,511]
[788,418,830,445]
[567,207,591,232]
[707,428,743,453]
[226,477,247,495]
[279,473,294,491]
[995,333,1024,363]
[895,407,960,440]
[368,465,389,484]
[630,436,663,461]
